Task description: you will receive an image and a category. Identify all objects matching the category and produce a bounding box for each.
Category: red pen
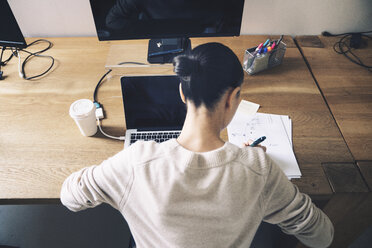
[255,43,263,52]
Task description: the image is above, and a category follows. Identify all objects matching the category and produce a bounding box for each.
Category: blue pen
[263,39,270,47]
[257,47,263,55]
[250,136,266,147]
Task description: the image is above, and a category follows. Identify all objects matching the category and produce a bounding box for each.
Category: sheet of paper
[236,100,260,116]
[227,113,301,179]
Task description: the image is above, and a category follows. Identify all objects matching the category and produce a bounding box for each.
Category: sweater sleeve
[261,159,334,248]
[60,148,134,212]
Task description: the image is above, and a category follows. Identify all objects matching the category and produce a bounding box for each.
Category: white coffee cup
[69,99,97,136]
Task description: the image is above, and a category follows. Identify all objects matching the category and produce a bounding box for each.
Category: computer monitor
[0,0,27,49]
[89,0,245,63]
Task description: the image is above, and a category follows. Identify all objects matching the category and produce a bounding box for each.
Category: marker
[271,41,276,50]
[257,47,263,55]
[255,43,263,52]
[263,39,270,47]
[250,136,266,147]
[277,35,283,44]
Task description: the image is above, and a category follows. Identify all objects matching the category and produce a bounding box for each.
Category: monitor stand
[105,38,191,75]
[147,38,191,64]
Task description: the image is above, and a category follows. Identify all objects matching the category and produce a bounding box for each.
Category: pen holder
[243,41,286,75]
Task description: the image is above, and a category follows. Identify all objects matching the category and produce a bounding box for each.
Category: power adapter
[95,107,105,119]
[322,31,363,49]
[350,33,362,49]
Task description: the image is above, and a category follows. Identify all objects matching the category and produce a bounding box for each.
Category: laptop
[121,75,187,148]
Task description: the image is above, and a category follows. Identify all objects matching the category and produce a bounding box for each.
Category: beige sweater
[61,139,333,248]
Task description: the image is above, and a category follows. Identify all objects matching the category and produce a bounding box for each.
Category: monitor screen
[121,75,186,130]
[0,0,27,48]
[89,0,245,41]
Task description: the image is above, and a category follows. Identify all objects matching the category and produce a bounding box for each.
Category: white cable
[17,50,24,78]
[96,118,125,141]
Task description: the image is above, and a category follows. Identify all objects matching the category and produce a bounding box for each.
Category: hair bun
[173,55,200,77]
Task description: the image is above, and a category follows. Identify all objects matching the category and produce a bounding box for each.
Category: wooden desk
[0,36,352,202]
[296,35,372,161]
[295,36,372,248]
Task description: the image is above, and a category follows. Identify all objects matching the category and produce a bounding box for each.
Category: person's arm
[60,148,134,212]
[261,158,334,248]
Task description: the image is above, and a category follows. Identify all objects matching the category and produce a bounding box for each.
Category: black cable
[18,39,55,80]
[0,47,17,79]
[0,47,15,66]
[118,61,146,66]
[322,30,372,72]
[93,69,112,106]
[92,62,146,107]
[322,30,372,37]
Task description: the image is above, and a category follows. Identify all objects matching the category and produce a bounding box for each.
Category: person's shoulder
[124,140,175,165]
[236,145,272,176]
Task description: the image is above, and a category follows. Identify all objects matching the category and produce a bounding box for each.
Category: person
[60,42,334,248]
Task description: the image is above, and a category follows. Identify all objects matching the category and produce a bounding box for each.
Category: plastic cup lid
[69,99,95,119]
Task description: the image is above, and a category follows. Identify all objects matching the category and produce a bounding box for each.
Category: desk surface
[296,35,372,161]
[0,36,353,201]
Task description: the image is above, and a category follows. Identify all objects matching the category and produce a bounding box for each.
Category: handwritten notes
[227,105,301,179]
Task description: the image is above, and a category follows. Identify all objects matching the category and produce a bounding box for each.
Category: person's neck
[177,105,225,152]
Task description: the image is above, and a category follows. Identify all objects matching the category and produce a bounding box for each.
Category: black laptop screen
[121,75,186,130]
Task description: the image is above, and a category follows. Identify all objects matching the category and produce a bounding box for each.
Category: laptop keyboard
[130,131,181,145]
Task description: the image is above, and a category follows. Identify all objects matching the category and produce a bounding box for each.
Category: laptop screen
[121,75,187,130]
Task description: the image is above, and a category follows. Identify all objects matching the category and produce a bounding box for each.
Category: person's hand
[243,139,267,152]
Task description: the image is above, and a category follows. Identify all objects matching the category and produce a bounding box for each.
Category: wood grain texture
[322,163,369,193]
[296,35,372,160]
[0,36,352,200]
[357,161,372,190]
[295,36,324,48]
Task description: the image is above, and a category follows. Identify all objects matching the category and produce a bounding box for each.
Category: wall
[8,0,372,38]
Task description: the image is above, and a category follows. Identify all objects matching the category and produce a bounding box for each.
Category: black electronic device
[89,0,245,63]
[121,75,186,130]
[147,38,191,63]
[0,0,27,49]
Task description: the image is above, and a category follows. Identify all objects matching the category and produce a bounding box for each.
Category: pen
[257,47,263,55]
[271,41,276,50]
[250,136,266,147]
[255,43,263,52]
[263,39,270,47]
[277,35,283,45]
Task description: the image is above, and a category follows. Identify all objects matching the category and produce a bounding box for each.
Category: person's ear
[179,83,186,104]
[226,87,241,109]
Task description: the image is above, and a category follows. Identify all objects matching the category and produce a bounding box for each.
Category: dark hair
[173,42,244,110]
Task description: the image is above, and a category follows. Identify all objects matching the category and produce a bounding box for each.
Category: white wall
[8,0,372,37]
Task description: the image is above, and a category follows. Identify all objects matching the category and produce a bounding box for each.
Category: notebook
[121,75,187,148]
